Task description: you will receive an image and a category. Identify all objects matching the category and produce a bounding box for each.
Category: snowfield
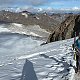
[0,23,50,40]
[0,24,77,80]
[0,34,76,80]
[7,23,50,38]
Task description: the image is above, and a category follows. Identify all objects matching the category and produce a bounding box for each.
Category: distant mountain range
[0,10,80,43]
[0,10,69,32]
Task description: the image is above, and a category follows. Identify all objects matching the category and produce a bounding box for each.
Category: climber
[75,33,80,49]
[75,32,80,73]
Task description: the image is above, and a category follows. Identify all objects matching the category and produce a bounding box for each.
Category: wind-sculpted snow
[0,31,76,80]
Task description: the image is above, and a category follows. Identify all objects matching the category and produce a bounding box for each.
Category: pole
[73,32,76,50]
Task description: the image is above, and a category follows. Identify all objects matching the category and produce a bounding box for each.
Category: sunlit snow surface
[0,24,75,80]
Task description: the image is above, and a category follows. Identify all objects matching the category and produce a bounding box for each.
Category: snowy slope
[2,23,50,39]
[0,31,76,80]
[19,38,75,80]
[0,23,76,80]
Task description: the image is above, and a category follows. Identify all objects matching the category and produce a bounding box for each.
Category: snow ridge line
[0,49,58,67]
[17,49,59,60]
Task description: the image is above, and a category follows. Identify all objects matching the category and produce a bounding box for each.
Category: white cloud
[58,6,80,11]
[47,7,53,11]
[20,7,80,13]
[51,1,64,5]
[0,0,51,7]
[0,6,80,13]
[72,7,80,10]
[37,8,43,12]
[26,0,48,6]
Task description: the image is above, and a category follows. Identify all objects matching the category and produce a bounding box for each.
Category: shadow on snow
[20,59,38,80]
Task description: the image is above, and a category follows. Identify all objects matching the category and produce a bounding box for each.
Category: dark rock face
[47,15,80,43]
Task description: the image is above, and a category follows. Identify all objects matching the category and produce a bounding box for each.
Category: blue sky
[32,0,80,9]
[49,1,80,9]
[0,0,80,11]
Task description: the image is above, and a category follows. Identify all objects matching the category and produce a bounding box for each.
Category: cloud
[5,6,80,13]
[0,0,51,7]
[0,0,80,13]
[0,0,16,5]
[72,7,80,10]
[26,0,50,6]
[60,7,80,11]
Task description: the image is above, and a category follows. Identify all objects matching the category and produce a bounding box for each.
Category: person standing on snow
[75,33,80,50]
[75,33,80,72]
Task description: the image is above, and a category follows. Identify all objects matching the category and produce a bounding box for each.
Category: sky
[0,0,80,12]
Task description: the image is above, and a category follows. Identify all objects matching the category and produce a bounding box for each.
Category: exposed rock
[47,14,80,43]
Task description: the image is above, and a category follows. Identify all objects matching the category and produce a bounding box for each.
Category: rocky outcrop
[47,14,80,43]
